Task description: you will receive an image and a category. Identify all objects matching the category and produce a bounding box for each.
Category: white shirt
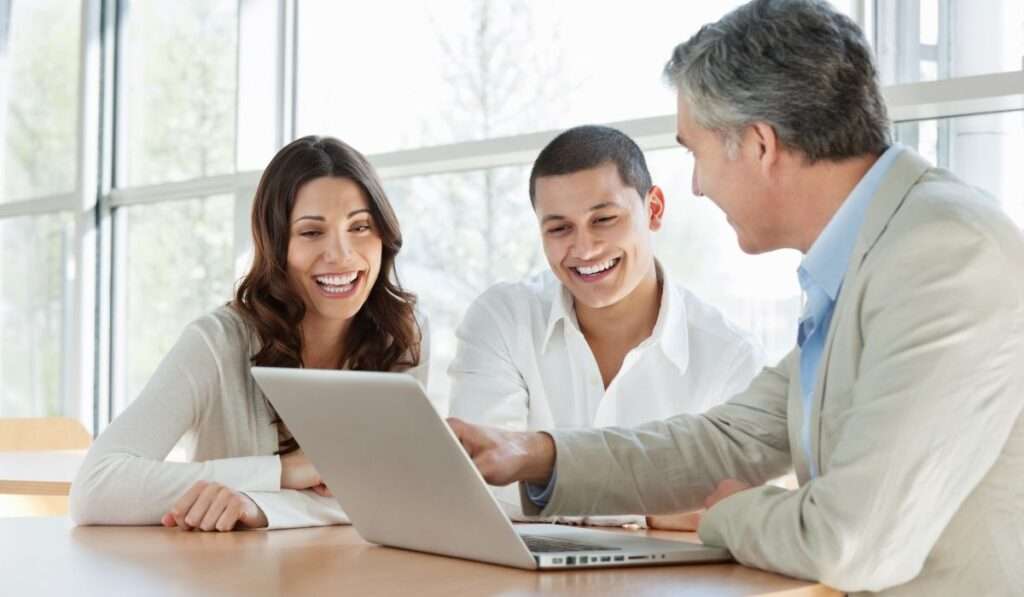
[448,267,763,520]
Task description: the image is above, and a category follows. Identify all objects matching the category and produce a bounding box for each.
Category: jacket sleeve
[70,322,280,526]
[698,217,1024,593]
[521,351,793,517]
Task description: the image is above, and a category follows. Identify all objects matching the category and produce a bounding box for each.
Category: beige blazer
[523,149,1024,596]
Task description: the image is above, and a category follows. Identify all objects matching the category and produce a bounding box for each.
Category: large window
[296,0,751,153]
[0,213,75,416]
[109,2,241,411]
[0,0,82,425]
[113,196,235,413]
[117,0,237,187]
[1,0,81,202]
[0,0,1021,430]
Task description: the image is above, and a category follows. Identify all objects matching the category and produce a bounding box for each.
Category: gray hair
[663,0,891,162]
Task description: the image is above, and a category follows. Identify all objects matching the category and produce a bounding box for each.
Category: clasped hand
[161,450,332,532]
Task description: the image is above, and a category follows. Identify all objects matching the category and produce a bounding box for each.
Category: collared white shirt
[448,265,763,442]
[448,267,763,521]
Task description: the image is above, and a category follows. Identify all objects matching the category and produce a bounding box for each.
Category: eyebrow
[540,201,619,225]
[292,208,371,224]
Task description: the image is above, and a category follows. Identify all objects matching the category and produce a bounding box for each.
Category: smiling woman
[69,136,429,532]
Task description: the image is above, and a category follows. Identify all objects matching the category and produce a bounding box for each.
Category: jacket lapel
[806,149,932,474]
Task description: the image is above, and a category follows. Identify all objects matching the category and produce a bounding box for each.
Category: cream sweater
[70,305,429,529]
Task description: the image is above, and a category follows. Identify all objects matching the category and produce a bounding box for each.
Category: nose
[322,231,354,263]
[691,168,702,197]
[570,227,602,260]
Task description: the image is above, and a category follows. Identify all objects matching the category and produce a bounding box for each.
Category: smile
[571,257,621,281]
[313,272,361,297]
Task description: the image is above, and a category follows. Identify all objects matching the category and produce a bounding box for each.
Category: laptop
[251,367,732,570]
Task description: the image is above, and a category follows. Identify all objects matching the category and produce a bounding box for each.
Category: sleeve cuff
[525,470,557,507]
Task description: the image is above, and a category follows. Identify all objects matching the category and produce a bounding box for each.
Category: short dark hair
[528,125,653,206]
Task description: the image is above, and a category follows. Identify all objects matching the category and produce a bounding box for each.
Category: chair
[0,417,92,517]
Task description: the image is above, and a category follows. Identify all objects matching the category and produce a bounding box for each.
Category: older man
[449,1,1024,595]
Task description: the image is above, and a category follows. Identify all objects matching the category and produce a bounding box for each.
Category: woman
[70,136,427,531]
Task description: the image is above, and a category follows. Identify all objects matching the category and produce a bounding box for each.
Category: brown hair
[232,136,421,450]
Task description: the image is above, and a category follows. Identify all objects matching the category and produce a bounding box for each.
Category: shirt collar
[799,144,904,302]
[541,261,690,376]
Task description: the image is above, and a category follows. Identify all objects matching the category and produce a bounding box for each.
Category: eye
[545,225,569,236]
[594,215,617,225]
[350,222,373,233]
[299,229,322,238]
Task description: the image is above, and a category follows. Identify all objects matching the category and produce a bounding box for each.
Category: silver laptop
[251,367,731,570]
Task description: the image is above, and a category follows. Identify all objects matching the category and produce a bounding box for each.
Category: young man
[449,1,1024,594]
[448,125,763,526]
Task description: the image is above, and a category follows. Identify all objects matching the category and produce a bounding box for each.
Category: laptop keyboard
[522,535,622,553]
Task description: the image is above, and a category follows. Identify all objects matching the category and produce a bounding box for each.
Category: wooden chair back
[0,417,91,451]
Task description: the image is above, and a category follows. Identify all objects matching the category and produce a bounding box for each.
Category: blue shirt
[797,144,902,478]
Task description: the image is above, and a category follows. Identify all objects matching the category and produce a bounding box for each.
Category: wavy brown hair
[233,136,420,449]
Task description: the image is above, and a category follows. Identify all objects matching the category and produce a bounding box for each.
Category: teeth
[315,272,358,286]
[574,258,619,276]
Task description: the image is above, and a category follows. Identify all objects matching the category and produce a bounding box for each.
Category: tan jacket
[523,150,1024,595]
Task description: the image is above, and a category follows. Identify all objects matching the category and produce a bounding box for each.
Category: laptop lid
[251,367,537,569]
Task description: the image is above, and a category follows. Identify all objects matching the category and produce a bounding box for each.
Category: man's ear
[748,122,780,177]
[646,185,666,231]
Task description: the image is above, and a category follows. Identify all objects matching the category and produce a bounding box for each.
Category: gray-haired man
[449,0,1024,594]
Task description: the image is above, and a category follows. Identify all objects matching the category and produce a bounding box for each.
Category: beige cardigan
[70,305,429,529]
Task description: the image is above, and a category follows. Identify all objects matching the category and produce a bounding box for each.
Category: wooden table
[0,517,838,596]
[0,450,85,496]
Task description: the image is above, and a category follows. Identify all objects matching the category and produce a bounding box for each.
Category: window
[1,0,1019,431]
[113,196,235,412]
[874,0,1024,84]
[0,212,75,416]
[296,0,750,154]
[1,0,81,202]
[117,0,237,187]
[385,165,542,405]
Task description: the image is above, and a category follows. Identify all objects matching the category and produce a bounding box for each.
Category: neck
[574,260,661,347]
[786,153,881,253]
[299,312,351,369]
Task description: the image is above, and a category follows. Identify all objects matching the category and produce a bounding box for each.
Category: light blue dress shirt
[797,144,902,478]
[528,145,905,507]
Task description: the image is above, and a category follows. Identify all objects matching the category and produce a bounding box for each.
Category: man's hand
[704,479,752,509]
[161,481,268,531]
[447,418,556,486]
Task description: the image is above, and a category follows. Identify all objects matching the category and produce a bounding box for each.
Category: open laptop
[251,367,731,570]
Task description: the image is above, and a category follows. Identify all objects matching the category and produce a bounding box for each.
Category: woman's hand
[161,481,268,531]
[280,449,329,492]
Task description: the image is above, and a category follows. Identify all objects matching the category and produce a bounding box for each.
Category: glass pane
[0,212,76,418]
[875,0,1024,85]
[895,111,1024,226]
[385,165,543,409]
[1,0,81,202]
[117,0,237,187]
[116,195,235,411]
[297,0,751,154]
